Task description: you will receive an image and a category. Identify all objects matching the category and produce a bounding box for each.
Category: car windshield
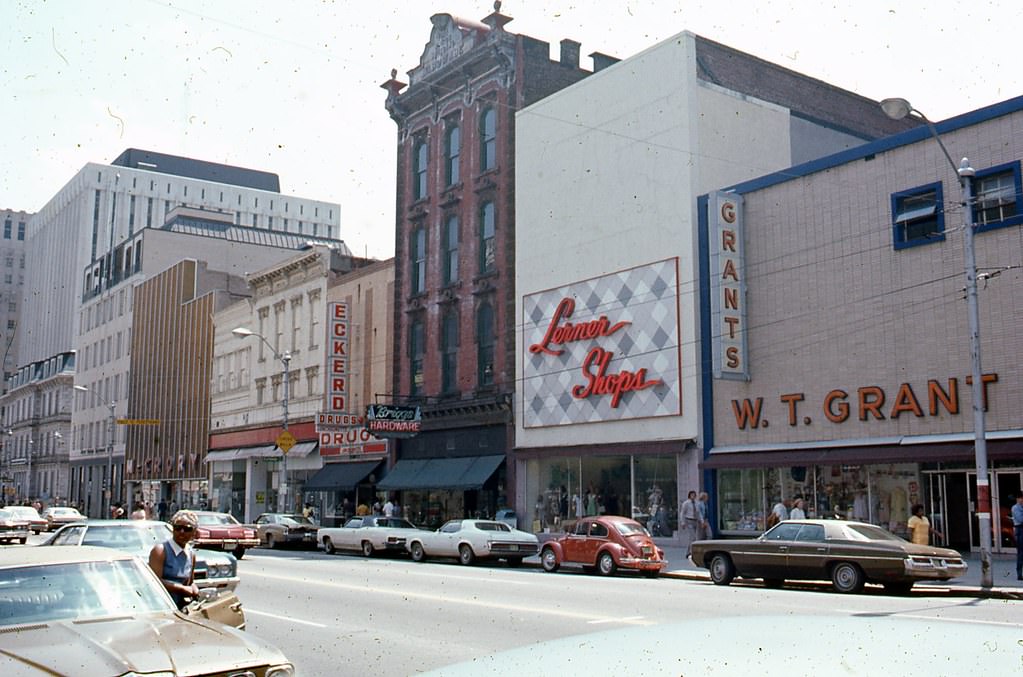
[281,515,314,526]
[197,513,238,526]
[82,524,171,551]
[0,559,174,625]
[52,508,81,516]
[614,521,648,537]
[844,523,906,542]
[7,507,40,519]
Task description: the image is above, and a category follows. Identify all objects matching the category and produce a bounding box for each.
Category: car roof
[0,544,135,568]
[68,519,168,527]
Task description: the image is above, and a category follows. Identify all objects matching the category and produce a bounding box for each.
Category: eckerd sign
[366,404,421,438]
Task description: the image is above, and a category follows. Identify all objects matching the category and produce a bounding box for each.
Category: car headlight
[266,664,295,676]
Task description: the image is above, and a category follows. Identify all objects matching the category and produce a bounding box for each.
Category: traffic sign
[276,431,297,454]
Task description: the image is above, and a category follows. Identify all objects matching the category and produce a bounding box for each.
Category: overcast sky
[4,0,1021,259]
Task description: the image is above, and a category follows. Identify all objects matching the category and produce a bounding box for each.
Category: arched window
[479,108,496,171]
[445,123,460,186]
[479,201,495,273]
[443,215,459,285]
[410,227,426,295]
[441,311,459,394]
[476,302,494,387]
[412,136,429,200]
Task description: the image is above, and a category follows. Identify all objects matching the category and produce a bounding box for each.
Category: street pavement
[652,540,1023,599]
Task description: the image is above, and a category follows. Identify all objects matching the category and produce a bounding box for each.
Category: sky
[3,0,1022,260]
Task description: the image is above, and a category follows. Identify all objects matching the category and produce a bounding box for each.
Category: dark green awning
[304,460,382,491]
[376,455,504,491]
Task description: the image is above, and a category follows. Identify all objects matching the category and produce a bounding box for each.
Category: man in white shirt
[383,498,395,517]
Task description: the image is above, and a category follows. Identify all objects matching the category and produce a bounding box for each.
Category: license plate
[508,545,518,551]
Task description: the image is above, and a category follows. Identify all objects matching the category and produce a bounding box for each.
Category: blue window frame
[444,122,460,187]
[412,135,429,201]
[891,182,945,250]
[410,227,426,295]
[479,108,496,172]
[443,215,459,285]
[973,161,1022,232]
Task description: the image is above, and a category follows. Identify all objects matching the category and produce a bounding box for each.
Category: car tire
[19,537,27,545]
[762,578,785,589]
[597,551,617,576]
[883,581,914,595]
[361,541,374,558]
[709,553,735,585]
[641,570,660,579]
[410,541,426,562]
[540,546,560,573]
[323,538,336,555]
[458,544,475,566]
[831,562,865,593]
[233,546,246,560]
[506,557,523,567]
[266,534,276,549]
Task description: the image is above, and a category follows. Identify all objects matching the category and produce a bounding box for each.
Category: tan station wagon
[690,519,967,594]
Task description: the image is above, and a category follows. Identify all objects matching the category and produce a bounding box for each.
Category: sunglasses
[173,524,195,532]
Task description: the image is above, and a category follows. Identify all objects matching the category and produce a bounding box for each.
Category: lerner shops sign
[522,258,682,428]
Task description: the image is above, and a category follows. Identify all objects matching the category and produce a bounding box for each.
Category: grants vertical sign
[710,191,749,381]
[521,258,682,428]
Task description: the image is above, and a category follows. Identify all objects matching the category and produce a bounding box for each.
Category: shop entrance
[930,469,1022,554]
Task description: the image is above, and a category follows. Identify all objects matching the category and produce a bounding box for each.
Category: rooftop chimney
[589,51,621,72]
[560,39,581,68]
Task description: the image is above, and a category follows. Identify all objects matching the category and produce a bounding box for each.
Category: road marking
[588,616,645,625]
[245,608,328,628]
[248,571,652,625]
[898,613,1022,628]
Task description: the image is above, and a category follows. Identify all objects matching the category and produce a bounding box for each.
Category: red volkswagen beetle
[540,515,667,577]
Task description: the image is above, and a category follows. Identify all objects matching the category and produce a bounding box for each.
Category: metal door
[994,470,1023,553]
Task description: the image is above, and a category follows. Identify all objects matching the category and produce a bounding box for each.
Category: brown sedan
[689,519,967,594]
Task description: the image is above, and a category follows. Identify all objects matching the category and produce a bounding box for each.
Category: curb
[659,568,1023,600]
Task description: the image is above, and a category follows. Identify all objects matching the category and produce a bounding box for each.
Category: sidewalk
[652,540,1023,600]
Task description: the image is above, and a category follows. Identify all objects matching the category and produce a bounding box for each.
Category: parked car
[318,516,421,556]
[191,510,259,559]
[3,506,46,534]
[0,546,293,676]
[39,506,84,532]
[0,509,28,545]
[44,519,240,594]
[689,519,968,594]
[406,519,539,566]
[540,515,667,577]
[253,513,319,549]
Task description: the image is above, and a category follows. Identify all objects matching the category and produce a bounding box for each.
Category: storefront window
[717,463,923,537]
[524,454,678,534]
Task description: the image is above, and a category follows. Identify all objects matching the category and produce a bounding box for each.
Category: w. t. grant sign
[522,259,682,428]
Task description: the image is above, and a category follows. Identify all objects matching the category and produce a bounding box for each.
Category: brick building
[378,5,602,526]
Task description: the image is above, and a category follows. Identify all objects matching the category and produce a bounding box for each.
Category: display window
[523,454,678,534]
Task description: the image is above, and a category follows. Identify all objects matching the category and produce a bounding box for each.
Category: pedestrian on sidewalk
[680,491,699,550]
[1011,494,1023,580]
[697,491,712,539]
[907,504,943,545]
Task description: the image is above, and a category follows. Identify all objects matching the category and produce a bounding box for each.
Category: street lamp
[74,385,116,519]
[233,327,292,513]
[881,97,993,589]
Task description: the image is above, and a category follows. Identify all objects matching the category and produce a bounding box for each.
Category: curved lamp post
[233,327,292,513]
[881,97,992,589]
[74,384,116,519]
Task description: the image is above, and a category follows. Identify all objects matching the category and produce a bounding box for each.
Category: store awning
[205,442,318,462]
[304,460,382,492]
[377,455,504,491]
[701,438,1023,470]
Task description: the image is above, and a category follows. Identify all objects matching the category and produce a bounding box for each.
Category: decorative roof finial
[494,1,502,12]
[390,68,397,79]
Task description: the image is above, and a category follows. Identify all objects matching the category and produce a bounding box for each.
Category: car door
[562,519,591,563]
[742,522,802,578]
[784,523,828,578]
[432,520,462,556]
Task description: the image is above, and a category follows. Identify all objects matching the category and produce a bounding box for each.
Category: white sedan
[406,519,539,566]
[317,516,421,557]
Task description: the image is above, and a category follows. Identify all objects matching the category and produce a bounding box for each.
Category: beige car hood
[0,611,284,676]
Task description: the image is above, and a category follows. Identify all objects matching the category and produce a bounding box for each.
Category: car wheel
[597,551,617,576]
[540,546,560,573]
[361,541,374,557]
[641,570,660,579]
[265,534,276,549]
[19,537,27,545]
[458,544,475,566]
[410,541,426,562]
[232,546,246,560]
[323,538,336,555]
[762,578,785,589]
[883,581,914,595]
[831,562,865,593]
[708,553,735,585]
[506,557,523,567]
